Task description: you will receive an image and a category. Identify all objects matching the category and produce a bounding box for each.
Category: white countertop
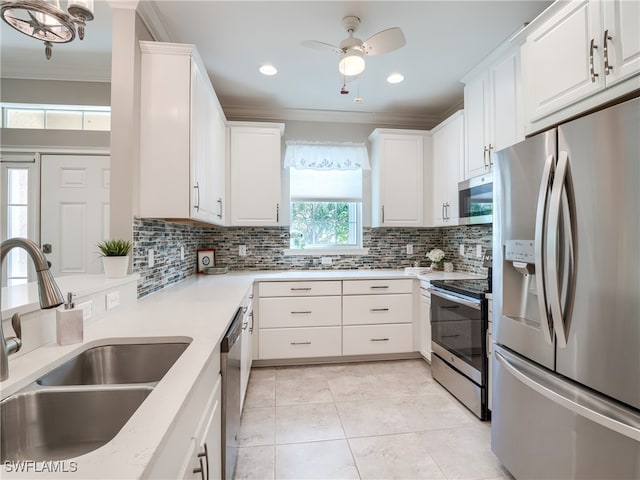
[1,268,483,478]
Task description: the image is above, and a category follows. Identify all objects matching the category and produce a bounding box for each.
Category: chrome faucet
[1,237,64,381]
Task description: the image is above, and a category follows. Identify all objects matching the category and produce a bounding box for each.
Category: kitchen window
[285,142,369,253]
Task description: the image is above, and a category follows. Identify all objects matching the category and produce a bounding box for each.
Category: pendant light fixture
[1,0,95,60]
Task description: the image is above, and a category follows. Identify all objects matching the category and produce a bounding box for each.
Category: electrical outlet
[476,245,483,257]
[76,301,93,321]
[406,244,413,255]
[148,249,155,268]
[105,291,120,311]
[321,256,332,265]
[180,246,185,261]
[459,244,465,256]
[239,245,247,256]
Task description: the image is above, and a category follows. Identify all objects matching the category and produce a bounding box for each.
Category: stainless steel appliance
[430,277,490,420]
[458,173,493,225]
[221,308,243,480]
[492,97,640,479]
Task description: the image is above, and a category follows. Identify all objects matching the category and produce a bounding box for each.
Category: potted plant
[97,239,132,278]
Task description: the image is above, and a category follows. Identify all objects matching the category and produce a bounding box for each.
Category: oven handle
[428,289,481,310]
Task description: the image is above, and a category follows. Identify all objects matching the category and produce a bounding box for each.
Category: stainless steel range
[429,275,490,420]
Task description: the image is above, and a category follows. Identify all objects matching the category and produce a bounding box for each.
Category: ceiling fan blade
[302,40,342,54]
[361,27,406,55]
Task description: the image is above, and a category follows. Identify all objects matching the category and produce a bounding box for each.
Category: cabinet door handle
[197,443,209,480]
[488,144,494,166]
[291,310,312,314]
[483,146,489,168]
[442,202,445,221]
[290,287,312,291]
[370,285,389,289]
[370,308,390,312]
[603,29,613,75]
[291,341,312,345]
[589,38,599,82]
[276,203,280,223]
[216,197,223,219]
[193,457,205,480]
[381,205,385,223]
[193,182,200,211]
[370,338,390,342]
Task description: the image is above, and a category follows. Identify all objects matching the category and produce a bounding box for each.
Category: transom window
[2,103,111,131]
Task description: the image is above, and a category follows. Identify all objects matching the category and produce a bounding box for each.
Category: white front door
[41,154,110,276]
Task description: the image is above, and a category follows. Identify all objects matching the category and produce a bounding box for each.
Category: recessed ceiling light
[259,64,278,76]
[387,73,405,84]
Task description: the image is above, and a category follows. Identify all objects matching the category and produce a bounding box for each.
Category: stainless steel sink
[37,342,189,386]
[1,387,152,461]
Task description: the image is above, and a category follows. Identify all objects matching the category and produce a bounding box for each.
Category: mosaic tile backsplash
[133,218,492,297]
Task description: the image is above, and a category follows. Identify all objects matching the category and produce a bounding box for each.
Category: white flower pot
[102,256,129,278]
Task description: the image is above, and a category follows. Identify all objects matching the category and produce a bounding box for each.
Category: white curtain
[284,141,370,170]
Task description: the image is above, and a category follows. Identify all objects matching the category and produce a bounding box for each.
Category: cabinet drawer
[343,324,413,355]
[259,296,341,328]
[343,294,412,325]
[258,327,342,359]
[258,281,342,297]
[343,279,413,295]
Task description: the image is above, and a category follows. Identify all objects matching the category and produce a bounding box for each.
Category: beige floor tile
[275,364,328,380]
[233,445,274,480]
[336,393,475,438]
[275,440,359,480]
[239,407,275,446]
[276,377,334,406]
[249,367,276,382]
[364,359,432,378]
[349,432,446,480]
[275,402,345,444]
[328,371,439,402]
[244,379,276,408]
[420,426,510,480]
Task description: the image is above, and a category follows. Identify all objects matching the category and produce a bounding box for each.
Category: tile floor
[234,359,514,480]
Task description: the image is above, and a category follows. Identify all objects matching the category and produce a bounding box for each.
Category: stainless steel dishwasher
[220,307,243,480]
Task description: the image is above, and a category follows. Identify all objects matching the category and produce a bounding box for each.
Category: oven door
[430,288,486,385]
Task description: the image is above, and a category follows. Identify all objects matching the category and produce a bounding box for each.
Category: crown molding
[0,68,111,83]
[136,0,172,42]
[222,104,442,130]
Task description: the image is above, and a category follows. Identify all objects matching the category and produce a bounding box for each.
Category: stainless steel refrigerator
[491,96,640,479]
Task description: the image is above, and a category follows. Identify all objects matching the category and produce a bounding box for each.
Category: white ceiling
[0,1,552,127]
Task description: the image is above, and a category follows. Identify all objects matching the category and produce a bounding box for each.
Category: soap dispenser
[56,292,83,345]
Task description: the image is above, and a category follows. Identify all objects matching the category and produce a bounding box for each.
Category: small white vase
[102,256,129,278]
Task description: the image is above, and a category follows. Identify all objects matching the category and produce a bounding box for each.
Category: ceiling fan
[302,16,406,80]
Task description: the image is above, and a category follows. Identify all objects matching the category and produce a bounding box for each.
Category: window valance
[284,141,370,170]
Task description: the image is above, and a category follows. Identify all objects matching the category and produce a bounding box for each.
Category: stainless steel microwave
[458,173,492,225]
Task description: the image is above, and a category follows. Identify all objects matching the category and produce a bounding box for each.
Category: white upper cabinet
[522,0,639,130]
[229,123,284,226]
[431,111,464,227]
[463,46,523,180]
[139,42,226,224]
[369,129,427,227]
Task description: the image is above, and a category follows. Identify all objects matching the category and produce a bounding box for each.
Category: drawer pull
[291,310,312,314]
[370,338,390,342]
[369,308,390,312]
[370,285,389,289]
[291,287,312,291]
[290,341,312,345]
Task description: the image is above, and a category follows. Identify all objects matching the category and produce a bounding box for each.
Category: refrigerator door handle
[534,154,555,345]
[495,349,640,442]
[546,151,576,348]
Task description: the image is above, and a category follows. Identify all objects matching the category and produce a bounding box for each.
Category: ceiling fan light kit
[0,0,94,59]
[338,48,365,76]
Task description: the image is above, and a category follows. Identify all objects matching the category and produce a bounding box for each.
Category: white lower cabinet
[183,374,222,480]
[240,286,254,410]
[343,324,413,355]
[342,294,412,325]
[259,327,342,359]
[144,357,222,479]
[259,296,342,328]
[419,285,431,361]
